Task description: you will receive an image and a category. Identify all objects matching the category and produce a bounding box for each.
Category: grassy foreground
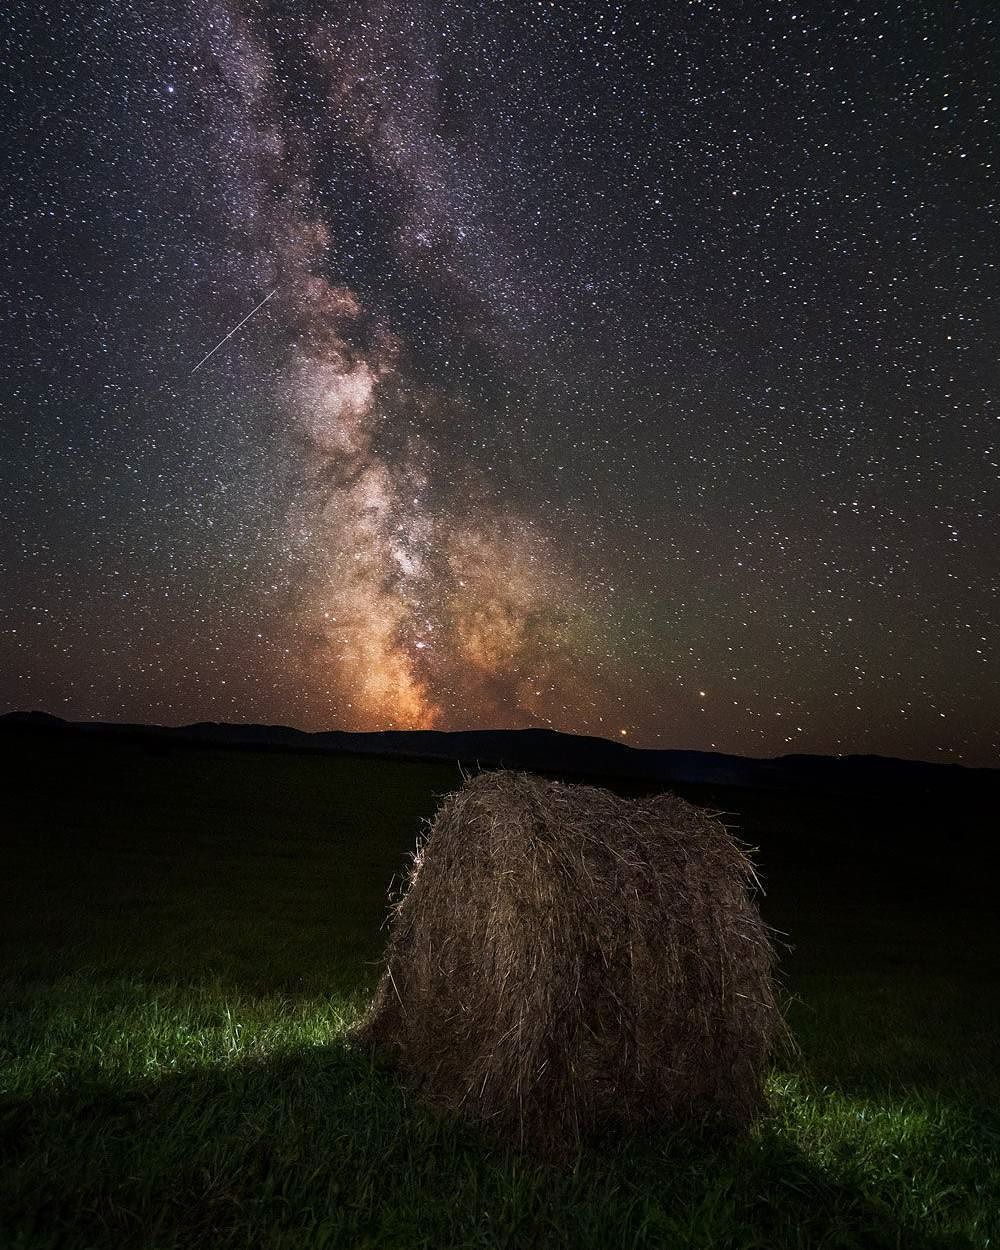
[1,735,997,1249]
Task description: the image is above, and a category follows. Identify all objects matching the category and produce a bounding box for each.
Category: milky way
[201,0,607,730]
[2,0,998,761]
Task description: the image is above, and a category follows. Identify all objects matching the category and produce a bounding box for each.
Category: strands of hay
[355,770,785,1156]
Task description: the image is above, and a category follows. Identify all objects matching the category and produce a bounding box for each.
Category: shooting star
[189,287,277,375]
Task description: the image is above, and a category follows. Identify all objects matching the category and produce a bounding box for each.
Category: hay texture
[356,770,783,1155]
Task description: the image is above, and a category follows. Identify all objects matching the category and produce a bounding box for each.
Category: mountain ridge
[2,710,996,797]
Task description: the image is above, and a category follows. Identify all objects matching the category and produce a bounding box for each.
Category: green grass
[1,735,997,1249]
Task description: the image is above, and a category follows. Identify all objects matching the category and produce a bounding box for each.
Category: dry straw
[356,770,786,1156]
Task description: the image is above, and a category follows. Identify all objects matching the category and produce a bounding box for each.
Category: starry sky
[2,0,998,764]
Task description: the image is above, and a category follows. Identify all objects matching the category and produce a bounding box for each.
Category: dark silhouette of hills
[1,710,996,802]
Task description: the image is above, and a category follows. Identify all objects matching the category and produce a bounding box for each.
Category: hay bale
[355,770,784,1155]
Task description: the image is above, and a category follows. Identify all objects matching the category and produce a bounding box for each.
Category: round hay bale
[355,770,785,1155]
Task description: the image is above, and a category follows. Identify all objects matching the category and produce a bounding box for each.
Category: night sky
[3,1,998,764]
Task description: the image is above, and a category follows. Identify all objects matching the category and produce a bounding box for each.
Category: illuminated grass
[2,976,996,1249]
[1,738,997,1248]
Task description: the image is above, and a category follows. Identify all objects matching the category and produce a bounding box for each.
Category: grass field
[1,733,997,1249]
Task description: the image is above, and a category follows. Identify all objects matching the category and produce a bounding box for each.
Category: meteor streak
[189,287,277,374]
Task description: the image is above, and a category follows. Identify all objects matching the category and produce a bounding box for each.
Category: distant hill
[1,709,996,802]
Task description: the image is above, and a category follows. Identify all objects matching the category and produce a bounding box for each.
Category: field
[1,733,997,1249]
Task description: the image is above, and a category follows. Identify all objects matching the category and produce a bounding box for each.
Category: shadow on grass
[3,1027,992,1250]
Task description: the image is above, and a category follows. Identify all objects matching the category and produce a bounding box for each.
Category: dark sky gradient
[2,1,998,763]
